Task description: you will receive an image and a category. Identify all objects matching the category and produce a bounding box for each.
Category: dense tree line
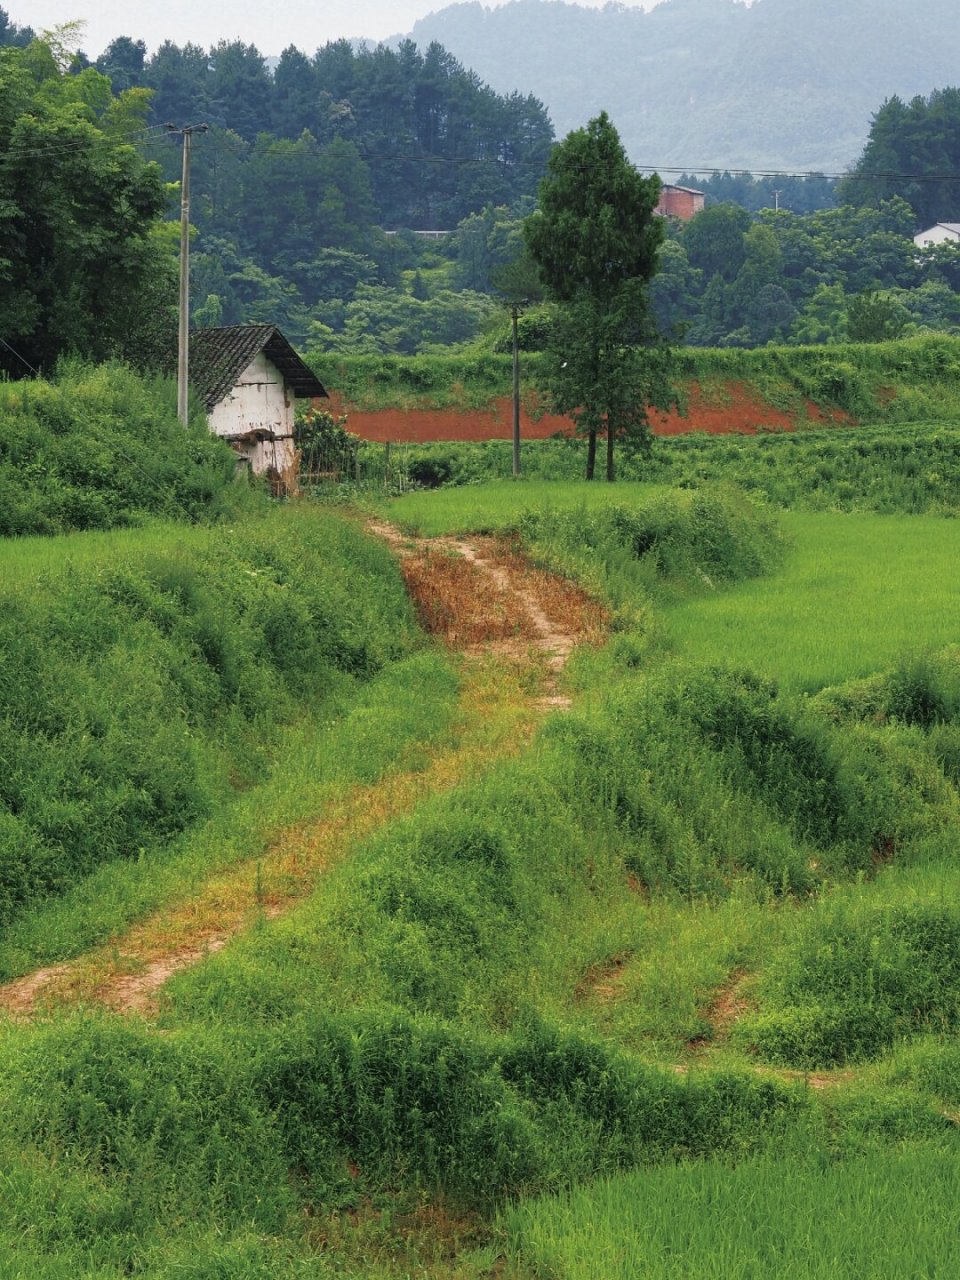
[642,89,960,348]
[838,88,960,229]
[0,7,31,47]
[674,171,837,216]
[4,5,960,364]
[0,15,554,359]
[93,31,552,347]
[0,31,175,377]
[99,32,553,232]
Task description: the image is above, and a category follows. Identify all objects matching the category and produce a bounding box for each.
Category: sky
[6,0,665,59]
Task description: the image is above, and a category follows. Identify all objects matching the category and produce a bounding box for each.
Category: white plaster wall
[207,351,297,477]
[914,225,960,248]
[208,352,292,440]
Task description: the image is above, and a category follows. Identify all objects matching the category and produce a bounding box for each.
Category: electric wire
[6,104,960,189]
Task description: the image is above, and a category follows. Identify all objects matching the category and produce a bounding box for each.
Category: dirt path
[0,522,605,1019]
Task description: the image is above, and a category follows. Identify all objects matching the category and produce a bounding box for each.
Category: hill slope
[399,0,960,172]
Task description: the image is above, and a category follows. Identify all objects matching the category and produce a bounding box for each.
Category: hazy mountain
[399,0,960,173]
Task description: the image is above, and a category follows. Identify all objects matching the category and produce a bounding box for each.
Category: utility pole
[510,300,526,478]
[772,188,782,212]
[168,123,208,426]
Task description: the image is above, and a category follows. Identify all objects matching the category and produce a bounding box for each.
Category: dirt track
[0,523,605,1018]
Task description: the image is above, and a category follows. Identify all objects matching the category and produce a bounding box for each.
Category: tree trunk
[586,429,597,480]
[606,418,615,482]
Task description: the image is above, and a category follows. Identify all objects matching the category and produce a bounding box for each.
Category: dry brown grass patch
[401,546,537,646]
[575,951,634,1005]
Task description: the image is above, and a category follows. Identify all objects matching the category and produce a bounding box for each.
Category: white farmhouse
[190,324,327,491]
[913,223,960,249]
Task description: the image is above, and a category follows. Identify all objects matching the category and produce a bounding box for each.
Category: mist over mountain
[399,0,959,173]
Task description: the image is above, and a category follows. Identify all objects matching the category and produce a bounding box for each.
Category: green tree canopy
[838,88,960,227]
[525,111,672,480]
[0,37,173,376]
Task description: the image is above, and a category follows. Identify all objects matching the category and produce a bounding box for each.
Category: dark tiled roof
[189,324,327,412]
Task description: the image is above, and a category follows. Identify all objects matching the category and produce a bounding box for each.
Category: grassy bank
[315,334,960,423]
[0,362,241,536]
[4,468,960,1276]
[0,506,441,957]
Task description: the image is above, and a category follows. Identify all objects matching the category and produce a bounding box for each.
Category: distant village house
[190,324,327,492]
[913,223,960,249]
[655,184,705,221]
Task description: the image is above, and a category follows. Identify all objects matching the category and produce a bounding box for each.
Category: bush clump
[0,507,417,924]
[517,483,785,600]
[0,362,239,536]
[737,900,960,1067]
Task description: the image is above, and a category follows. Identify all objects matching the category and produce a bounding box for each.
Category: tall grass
[507,1141,960,1280]
[666,511,960,691]
[735,863,960,1068]
[0,506,422,934]
[0,361,241,535]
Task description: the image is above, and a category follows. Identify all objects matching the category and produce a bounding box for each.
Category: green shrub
[263,1013,543,1202]
[2,1017,291,1231]
[0,363,239,536]
[515,483,784,601]
[262,1013,805,1205]
[738,901,960,1067]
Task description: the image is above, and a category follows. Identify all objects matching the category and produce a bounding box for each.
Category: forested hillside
[403,0,960,172]
[89,32,552,346]
[4,13,960,361]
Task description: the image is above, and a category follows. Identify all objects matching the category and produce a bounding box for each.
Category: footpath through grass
[380,478,960,1277]
[5,474,960,1278]
[0,505,456,974]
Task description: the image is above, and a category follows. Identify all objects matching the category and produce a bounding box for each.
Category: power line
[140,127,960,186]
[1,121,170,161]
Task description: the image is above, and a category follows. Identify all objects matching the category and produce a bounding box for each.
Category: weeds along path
[0,522,606,1018]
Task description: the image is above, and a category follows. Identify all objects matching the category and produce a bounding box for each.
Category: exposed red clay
[327,382,850,443]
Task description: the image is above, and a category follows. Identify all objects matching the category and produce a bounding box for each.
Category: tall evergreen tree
[839,89,960,227]
[525,112,672,480]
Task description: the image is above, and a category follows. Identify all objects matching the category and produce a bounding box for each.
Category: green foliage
[324,283,498,356]
[847,290,910,343]
[0,40,173,375]
[10,390,960,1274]
[0,363,237,536]
[839,87,960,226]
[663,510,960,696]
[739,899,960,1067]
[525,111,670,479]
[0,507,418,925]
[514,483,785,599]
[294,406,359,483]
[307,350,523,410]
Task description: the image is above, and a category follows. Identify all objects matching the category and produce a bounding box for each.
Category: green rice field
[666,511,960,691]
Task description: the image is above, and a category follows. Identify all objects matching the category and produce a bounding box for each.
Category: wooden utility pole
[511,300,525,477]
[168,123,208,426]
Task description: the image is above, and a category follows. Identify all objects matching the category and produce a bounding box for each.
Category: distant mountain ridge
[396,0,960,173]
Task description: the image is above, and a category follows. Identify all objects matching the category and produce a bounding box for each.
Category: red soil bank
[327,382,849,444]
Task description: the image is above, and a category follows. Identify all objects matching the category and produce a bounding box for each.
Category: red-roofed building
[655,184,705,221]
